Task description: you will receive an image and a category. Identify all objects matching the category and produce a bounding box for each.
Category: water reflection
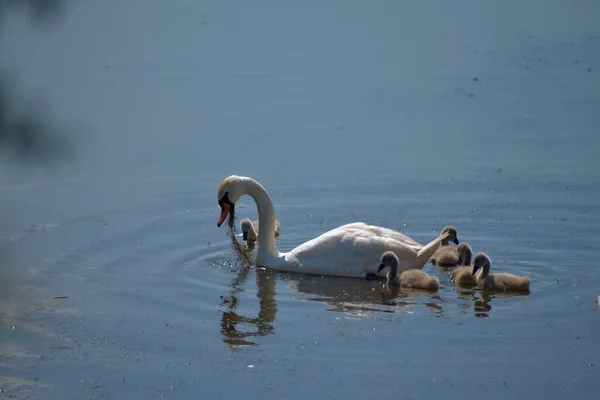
[289,273,446,317]
[221,237,450,342]
[219,264,277,348]
[219,240,533,347]
[219,256,449,347]
[474,290,493,317]
[456,287,530,318]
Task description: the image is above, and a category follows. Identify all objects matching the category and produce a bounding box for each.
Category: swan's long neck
[241,178,279,260]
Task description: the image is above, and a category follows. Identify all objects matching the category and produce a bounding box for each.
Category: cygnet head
[457,242,473,266]
[472,252,491,275]
[240,218,257,242]
[377,251,399,275]
[441,226,459,245]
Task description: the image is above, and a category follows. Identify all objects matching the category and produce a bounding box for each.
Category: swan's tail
[416,230,450,265]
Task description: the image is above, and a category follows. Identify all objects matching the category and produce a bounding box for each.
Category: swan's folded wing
[286,225,423,278]
[346,228,421,270]
[331,222,423,248]
[284,229,365,277]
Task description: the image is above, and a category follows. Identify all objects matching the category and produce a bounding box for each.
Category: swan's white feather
[276,223,444,278]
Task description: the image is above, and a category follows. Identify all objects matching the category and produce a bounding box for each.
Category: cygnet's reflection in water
[456,288,492,318]
[455,287,529,318]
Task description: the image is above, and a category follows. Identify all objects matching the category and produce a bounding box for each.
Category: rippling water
[1,0,600,399]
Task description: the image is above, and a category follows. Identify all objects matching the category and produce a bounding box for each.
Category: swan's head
[377,251,399,274]
[457,242,473,265]
[441,226,459,245]
[472,252,491,275]
[240,218,256,241]
[217,175,245,227]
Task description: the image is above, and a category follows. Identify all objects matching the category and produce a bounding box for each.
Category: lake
[1,0,599,399]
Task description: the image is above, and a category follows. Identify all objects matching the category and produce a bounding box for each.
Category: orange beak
[217,203,231,227]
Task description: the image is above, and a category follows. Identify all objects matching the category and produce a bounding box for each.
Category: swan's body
[240,217,280,244]
[450,242,477,285]
[217,176,451,278]
[430,226,460,266]
[472,252,531,292]
[378,251,439,290]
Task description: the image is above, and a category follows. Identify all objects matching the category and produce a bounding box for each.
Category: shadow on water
[0,77,73,165]
[0,0,64,25]
[0,0,71,307]
[0,0,71,165]
[0,1,72,393]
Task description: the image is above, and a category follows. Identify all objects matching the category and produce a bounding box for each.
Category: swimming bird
[216,175,451,278]
[472,252,531,292]
[450,242,477,285]
[240,217,280,244]
[430,226,460,266]
[378,251,440,290]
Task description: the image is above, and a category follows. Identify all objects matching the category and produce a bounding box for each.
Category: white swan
[216,175,450,278]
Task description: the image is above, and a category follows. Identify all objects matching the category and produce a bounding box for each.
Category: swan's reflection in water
[219,263,447,348]
[289,274,445,317]
[220,264,277,348]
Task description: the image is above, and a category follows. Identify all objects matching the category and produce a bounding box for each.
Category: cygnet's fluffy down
[450,242,477,285]
[472,252,531,292]
[240,217,280,243]
[430,226,460,266]
[379,251,439,290]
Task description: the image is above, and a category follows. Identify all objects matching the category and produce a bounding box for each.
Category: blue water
[1,1,599,399]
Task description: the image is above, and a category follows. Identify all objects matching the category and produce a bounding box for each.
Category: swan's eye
[219,192,232,205]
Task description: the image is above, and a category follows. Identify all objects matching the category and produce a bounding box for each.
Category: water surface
[1,0,599,399]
